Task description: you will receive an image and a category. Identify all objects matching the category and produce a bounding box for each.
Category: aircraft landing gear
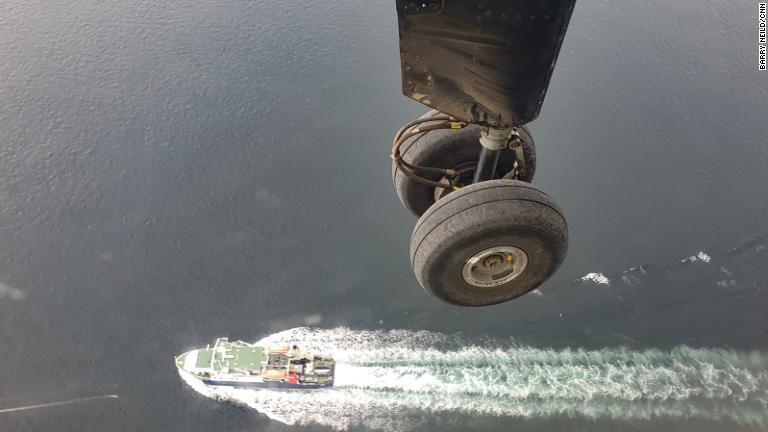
[389,0,576,306]
[392,112,568,307]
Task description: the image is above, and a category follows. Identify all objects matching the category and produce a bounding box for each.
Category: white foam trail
[0,282,26,301]
[682,251,712,264]
[578,273,610,285]
[178,328,768,431]
[0,395,118,414]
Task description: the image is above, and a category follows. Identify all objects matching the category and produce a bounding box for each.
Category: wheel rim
[461,246,528,287]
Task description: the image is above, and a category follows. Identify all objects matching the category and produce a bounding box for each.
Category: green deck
[195,338,265,372]
[195,349,213,368]
[228,346,264,368]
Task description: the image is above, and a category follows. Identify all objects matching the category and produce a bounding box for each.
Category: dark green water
[1,1,766,431]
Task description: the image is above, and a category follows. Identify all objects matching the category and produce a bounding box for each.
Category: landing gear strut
[474,126,513,183]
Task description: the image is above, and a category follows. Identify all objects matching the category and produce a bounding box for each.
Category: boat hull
[201,378,333,390]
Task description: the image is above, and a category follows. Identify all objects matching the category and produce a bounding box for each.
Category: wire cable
[391,116,468,189]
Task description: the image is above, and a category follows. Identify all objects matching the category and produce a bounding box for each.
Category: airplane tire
[392,112,536,217]
[410,179,567,307]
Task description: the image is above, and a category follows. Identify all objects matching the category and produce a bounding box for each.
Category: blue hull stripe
[202,379,333,390]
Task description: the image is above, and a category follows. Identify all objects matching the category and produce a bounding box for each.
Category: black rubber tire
[392,111,536,217]
[410,179,567,307]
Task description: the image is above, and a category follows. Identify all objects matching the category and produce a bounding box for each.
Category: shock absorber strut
[473,126,515,184]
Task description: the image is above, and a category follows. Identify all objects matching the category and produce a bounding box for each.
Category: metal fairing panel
[396,0,576,127]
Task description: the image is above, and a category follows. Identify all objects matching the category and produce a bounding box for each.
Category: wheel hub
[462,246,528,287]
[482,254,503,269]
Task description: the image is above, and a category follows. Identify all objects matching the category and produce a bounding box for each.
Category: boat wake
[178,327,768,431]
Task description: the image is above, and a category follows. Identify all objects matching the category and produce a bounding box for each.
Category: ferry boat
[175,337,335,389]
